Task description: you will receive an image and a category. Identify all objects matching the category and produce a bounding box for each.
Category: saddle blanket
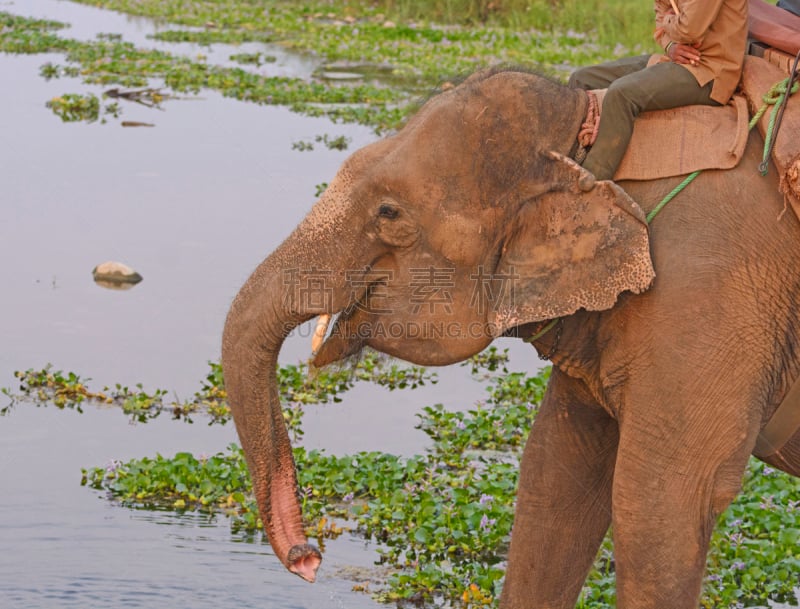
[590,88,751,182]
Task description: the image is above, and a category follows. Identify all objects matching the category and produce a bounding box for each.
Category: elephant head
[221,68,655,581]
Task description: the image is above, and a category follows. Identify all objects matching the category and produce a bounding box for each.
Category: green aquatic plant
[78,353,536,604]
[150,29,274,45]
[229,51,276,65]
[314,182,329,198]
[1,10,409,131]
[65,37,405,129]
[79,349,800,608]
[67,0,654,63]
[6,367,104,412]
[3,0,656,133]
[0,13,69,53]
[82,444,253,513]
[292,134,352,152]
[701,461,800,608]
[461,345,510,377]
[45,92,122,123]
[5,352,436,428]
[112,383,169,422]
[319,133,350,150]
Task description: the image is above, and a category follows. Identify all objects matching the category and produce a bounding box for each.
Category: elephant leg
[611,389,756,609]
[500,367,618,609]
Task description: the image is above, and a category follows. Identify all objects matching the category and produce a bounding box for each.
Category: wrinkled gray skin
[221,68,800,608]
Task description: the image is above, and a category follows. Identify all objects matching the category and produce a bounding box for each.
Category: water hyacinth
[105,459,121,473]
[72,347,800,607]
[75,349,530,603]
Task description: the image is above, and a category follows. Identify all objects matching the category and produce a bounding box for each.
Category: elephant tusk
[311,314,332,355]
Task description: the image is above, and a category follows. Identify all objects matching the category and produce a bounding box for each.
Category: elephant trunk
[221,174,371,581]
[221,262,321,580]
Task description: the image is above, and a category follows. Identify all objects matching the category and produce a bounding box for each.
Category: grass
[349,0,654,49]
[68,0,655,51]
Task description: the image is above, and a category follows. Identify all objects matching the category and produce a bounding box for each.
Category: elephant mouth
[309,268,394,367]
[310,308,366,367]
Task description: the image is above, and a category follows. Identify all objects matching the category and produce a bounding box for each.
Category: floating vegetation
[5,339,800,607]
[46,93,101,122]
[45,92,122,123]
[314,182,329,197]
[0,13,70,53]
[1,9,410,131]
[77,348,533,604]
[66,0,653,80]
[3,352,436,432]
[292,133,352,152]
[1,0,655,130]
[229,51,276,66]
[39,61,80,80]
[150,29,274,46]
[72,347,800,608]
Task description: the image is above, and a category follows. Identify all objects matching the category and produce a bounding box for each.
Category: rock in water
[92,261,143,289]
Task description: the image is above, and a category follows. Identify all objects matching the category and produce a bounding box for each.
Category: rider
[568,0,748,181]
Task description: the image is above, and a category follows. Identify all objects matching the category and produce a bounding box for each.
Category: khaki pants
[568,55,719,180]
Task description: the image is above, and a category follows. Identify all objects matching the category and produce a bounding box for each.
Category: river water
[0,1,543,607]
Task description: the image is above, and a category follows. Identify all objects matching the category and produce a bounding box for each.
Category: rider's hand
[668,42,701,66]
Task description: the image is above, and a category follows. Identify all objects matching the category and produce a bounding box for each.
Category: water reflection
[92,260,144,289]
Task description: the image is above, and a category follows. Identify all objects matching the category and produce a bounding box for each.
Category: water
[0,1,543,607]
[0,406,382,609]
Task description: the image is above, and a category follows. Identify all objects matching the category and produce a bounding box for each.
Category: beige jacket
[653,0,748,104]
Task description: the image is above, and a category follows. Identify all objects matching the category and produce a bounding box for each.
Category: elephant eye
[377,204,399,219]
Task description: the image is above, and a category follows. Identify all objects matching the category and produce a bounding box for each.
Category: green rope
[524,318,559,343]
[748,77,799,128]
[645,170,701,224]
[749,76,799,175]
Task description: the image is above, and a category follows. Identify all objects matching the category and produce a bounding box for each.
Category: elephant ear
[489,151,655,336]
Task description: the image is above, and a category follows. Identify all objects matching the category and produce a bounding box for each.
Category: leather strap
[754,373,800,457]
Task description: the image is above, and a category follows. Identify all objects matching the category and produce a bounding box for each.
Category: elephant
[221,66,800,608]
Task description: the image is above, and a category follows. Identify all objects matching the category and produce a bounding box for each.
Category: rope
[577,91,600,148]
[525,318,559,343]
[750,75,799,175]
[574,91,600,164]
[748,79,795,127]
[645,170,701,224]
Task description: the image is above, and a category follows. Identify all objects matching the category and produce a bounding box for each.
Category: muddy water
[0,1,544,608]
